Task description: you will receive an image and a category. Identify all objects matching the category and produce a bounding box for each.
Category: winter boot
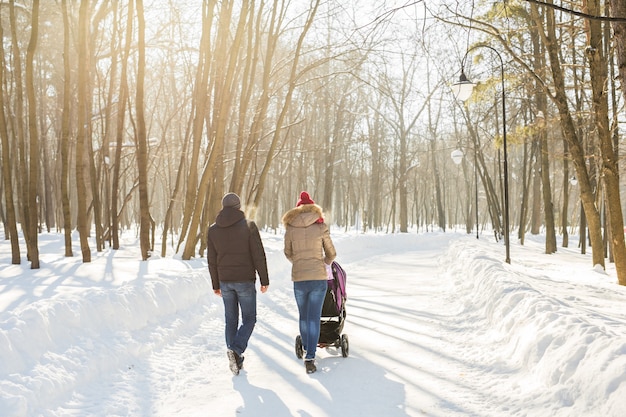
[305,359,316,374]
[227,349,240,375]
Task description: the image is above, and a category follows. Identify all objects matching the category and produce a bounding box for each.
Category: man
[207,192,269,375]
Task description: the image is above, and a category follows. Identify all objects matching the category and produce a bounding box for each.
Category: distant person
[282,191,336,374]
[208,192,269,376]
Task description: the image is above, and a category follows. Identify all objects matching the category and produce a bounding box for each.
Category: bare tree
[251,0,322,215]
[24,0,40,268]
[373,53,434,233]
[0,15,20,264]
[75,0,92,262]
[59,0,73,257]
[531,3,604,268]
[135,0,153,260]
[176,0,214,257]
[112,0,134,250]
[586,0,626,285]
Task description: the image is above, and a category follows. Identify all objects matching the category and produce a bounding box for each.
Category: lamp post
[451,149,479,239]
[452,45,510,263]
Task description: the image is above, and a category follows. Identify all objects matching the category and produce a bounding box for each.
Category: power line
[521,0,626,23]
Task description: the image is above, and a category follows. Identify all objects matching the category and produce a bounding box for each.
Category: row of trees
[1,1,626,284]
[442,0,626,285]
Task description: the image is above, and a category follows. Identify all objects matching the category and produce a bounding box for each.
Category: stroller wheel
[341,334,349,358]
[295,335,304,359]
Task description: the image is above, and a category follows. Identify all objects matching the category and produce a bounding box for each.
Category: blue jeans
[294,280,328,360]
[220,281,257,356]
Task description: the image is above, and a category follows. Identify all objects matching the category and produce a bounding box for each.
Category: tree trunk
[609,0,626,285]
[25,0,40,268]
[534,3,604,267]
[0,17,20,264]
[230,2,259,195]
[81,2,109,254]
[465,111,502,237]
[430,139,444,232]
[231,0,280,195]
[562,139,570,247]
[529,138,542,235]
[251,0,321,217]
[76,0,92,262]
[177,0,215,255]
[610,0,626,110]
[60,0,73,257]
[112,0,135,250]
[539,126,557,254]
[9,0,29,259]
[518,133,535,245]
[586,0,626,285]
[529,14,556,253]
[135,0,152,260]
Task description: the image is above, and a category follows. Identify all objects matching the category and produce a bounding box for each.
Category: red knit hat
[296,191,315,206]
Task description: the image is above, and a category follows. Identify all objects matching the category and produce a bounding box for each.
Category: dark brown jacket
[207,207,269,290]
[282,204,336,282]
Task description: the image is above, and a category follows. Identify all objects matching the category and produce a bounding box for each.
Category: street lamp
[452,45,510,263]
[451,70,475,102]
[450,149,464,164]
[451,149,480,239]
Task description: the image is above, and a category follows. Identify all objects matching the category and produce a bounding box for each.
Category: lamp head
[451,149,464,165]
[451,70,476,102]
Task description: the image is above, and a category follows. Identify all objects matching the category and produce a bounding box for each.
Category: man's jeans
[294,280,328,360]
[220,281,257,356]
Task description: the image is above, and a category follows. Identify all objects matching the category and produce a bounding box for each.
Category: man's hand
[214,289,221,297]
[260,285,269,293]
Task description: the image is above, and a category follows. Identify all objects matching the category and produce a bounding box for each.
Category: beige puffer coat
[282,204,337,282]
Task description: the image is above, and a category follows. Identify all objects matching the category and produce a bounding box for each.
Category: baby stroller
[295,261,349,358]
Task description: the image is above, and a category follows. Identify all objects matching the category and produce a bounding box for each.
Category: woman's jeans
[294,280,328,360]
[220,281,257,356]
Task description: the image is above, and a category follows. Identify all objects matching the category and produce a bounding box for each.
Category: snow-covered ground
[1,228,625,417]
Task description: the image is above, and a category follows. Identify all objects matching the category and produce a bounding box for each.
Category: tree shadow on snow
[310,352,411,417]
[242,333,411,417]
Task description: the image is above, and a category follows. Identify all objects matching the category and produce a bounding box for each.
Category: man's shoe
[227,349,240,375]
[305,359,316,374]
[237,355,245,370]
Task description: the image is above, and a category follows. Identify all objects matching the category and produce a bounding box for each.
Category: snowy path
[73,233,490,417]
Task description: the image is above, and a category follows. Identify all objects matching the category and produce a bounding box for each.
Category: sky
[1,228,625,417]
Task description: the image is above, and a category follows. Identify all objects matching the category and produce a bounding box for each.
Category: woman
[282,191,336,374]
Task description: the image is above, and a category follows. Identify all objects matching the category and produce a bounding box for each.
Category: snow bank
[0,255,213,415]
[443,237,626,416]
